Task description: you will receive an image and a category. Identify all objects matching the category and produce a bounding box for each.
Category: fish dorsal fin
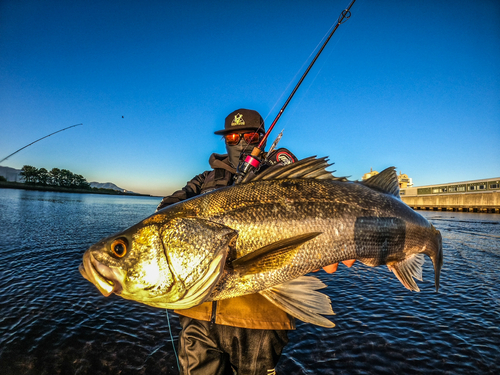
[361,167,400,197]
[238,156,348,184]
[260,276,335,328]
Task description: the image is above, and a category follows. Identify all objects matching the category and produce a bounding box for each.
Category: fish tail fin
[259,276,335,328]
[387,253,425,292]
[427,224,443,292]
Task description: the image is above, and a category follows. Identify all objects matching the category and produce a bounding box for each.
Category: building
[362,168,378,181]
[400,178,500,213]
[398,171,413,189]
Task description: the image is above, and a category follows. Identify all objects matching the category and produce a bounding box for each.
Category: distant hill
[0,166,23,182]
[0,166,136,193]
[89,182,136,194]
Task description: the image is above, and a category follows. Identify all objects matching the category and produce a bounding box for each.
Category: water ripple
[0,190,499,374]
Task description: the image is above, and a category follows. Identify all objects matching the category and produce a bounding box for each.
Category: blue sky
[1,0,499,196]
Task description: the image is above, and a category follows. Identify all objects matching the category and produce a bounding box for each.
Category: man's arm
[156,171,208,211]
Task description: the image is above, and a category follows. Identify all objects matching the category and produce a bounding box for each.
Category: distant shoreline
[0,181,152,197]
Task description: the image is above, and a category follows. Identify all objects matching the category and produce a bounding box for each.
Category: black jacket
[157,148,297,211]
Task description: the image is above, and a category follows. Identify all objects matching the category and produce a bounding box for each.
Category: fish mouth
[79,252,124,297]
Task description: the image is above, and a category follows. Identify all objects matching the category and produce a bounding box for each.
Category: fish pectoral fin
[387,253,425,292]
[232,232,322,274]
[260,276,335,328]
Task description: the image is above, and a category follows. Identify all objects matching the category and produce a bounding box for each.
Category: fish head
[79,216,237,309]
[80,223,175,303]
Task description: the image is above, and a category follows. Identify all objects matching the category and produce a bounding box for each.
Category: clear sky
[1,0,499,196]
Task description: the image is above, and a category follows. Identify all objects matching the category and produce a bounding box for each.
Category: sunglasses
[224,132,262,146]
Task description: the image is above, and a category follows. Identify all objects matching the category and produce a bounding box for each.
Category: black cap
[214,109,265,135]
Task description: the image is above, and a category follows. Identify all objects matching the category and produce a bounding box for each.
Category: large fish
[79,157,443,327]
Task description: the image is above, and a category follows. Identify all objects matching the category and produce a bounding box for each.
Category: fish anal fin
[232,232,322,275]
[387,253,425,292]
[260,276,335,328]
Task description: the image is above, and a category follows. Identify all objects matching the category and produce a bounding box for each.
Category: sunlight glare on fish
[141,262,161,286]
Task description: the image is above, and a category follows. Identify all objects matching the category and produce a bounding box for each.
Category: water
[0,189,498,374]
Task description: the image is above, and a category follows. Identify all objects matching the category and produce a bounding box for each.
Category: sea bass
[79,157,443,327]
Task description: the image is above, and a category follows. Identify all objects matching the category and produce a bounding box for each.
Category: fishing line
[264,23,335,125]
[144,310,180,370]
[234,0,356,182]
[279,0,364,140]
[280,31,347,125]
[237,5,353,158]
[262,5,355,137]
[285,2,359,123]
[166,309,181,372]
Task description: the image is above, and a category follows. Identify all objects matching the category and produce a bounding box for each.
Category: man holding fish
[157,109,301,375]
[80,109,442,374]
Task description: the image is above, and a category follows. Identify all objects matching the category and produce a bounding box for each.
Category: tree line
[19,165,91,189]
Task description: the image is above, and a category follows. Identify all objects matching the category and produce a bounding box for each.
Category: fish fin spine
[236,156,348,184]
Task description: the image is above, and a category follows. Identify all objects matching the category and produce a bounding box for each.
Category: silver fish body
[80,157,443,327]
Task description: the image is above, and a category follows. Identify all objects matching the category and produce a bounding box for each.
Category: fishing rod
[235,0,356,183]
[0,123,83,164]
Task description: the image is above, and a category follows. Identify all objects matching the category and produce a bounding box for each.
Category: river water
[0,188,498,374]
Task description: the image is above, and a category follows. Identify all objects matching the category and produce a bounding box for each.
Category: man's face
[224,131,263,168]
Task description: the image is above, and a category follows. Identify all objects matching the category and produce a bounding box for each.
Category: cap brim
[214,127,264,135]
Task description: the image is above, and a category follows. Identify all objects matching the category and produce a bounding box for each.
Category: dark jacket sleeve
[156,171,209,211]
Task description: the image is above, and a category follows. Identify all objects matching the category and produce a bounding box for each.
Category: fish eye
[111,238,128,258]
